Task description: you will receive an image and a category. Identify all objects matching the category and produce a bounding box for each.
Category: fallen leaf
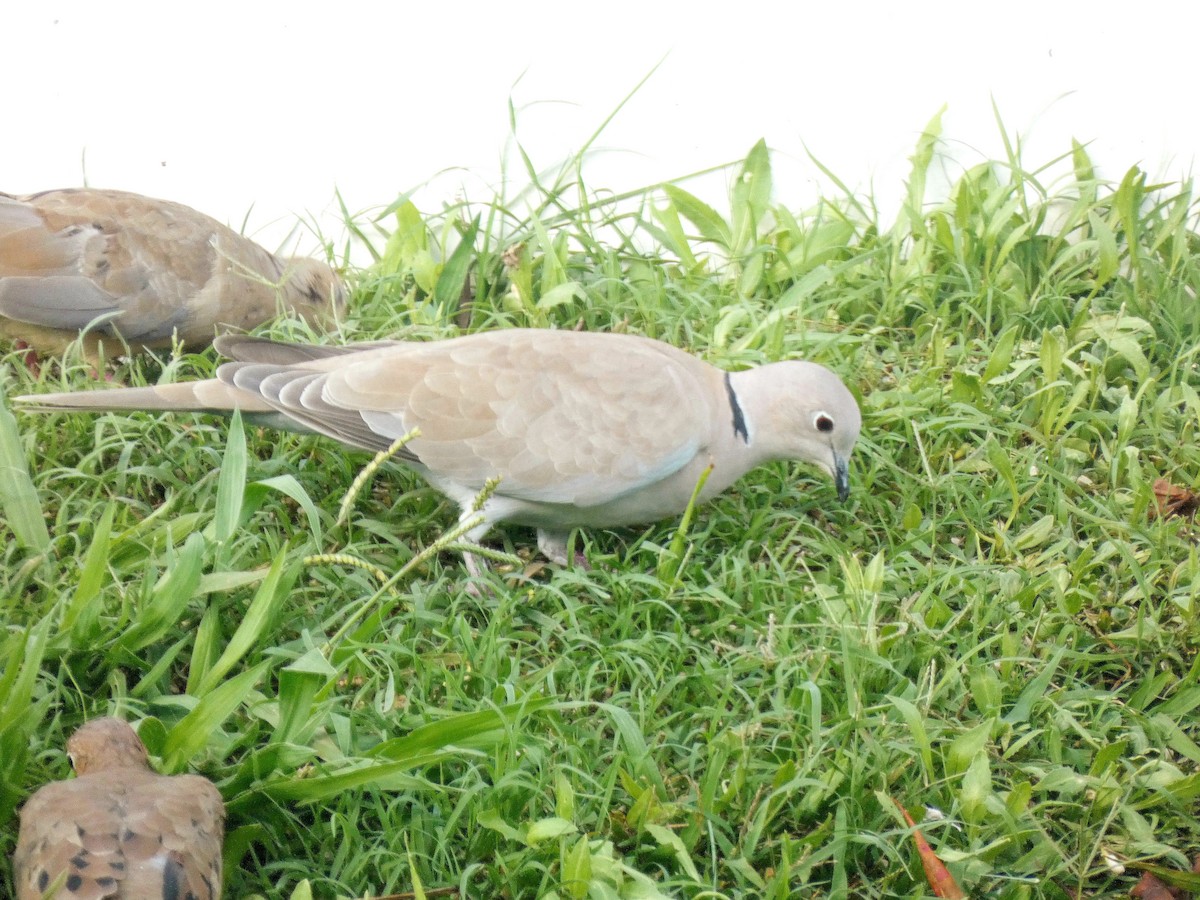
[1131,870,1184,899]
[1152,478,1200,520]
[891,797,967,899]
[1129,855,1200,899]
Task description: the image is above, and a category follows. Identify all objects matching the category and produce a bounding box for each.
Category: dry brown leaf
[1131,870,1185,899]
[1152,478,1200,520]
[1129,855,1200,899]
[891,797,967,899]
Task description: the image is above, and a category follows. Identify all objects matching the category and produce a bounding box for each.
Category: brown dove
[15,329,862,574]
[12,717,224,899]
[0,188,345,361]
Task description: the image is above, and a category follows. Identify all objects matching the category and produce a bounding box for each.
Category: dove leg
[463,549,487,579]
[454,506,499,594]
[13,340,41,377]
[537,528,589,568]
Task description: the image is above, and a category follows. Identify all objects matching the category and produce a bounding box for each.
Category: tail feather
[13,379,267,414]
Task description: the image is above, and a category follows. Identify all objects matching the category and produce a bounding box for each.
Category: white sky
[3,2,1196,261]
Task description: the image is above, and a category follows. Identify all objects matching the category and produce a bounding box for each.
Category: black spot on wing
[163,850,185,900]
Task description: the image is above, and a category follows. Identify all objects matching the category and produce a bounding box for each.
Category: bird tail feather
[13,380,259,414]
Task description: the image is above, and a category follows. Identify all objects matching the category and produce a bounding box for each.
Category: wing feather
[202,330,718,507]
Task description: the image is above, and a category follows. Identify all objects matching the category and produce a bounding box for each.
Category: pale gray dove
[0,188,345,362]
[12,717,224,900]
[16,329,861,573]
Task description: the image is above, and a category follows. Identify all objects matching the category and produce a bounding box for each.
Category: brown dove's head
[66,718,152,774]
[279,257,347,328]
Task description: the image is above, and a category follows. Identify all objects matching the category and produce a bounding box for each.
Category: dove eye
[814,412,834,433]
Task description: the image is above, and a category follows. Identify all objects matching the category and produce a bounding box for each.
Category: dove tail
[12,379,258,414]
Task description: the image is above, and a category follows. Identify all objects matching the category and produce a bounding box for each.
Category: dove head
[280,257,347,328]
[66,718,151,774]
[735,360,862,501]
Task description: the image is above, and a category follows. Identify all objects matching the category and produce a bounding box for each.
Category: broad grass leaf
[662,184,730,250]
[192,548,299,697]
[730,139,772,255]
[1013,515,1056,551]
[886,695,932,779]
[0,619,51,820]
[131,634,193,700]
[562,835,592,900]
[645,824,701,882]
[433,215,479,311]
[1087,210,1119,287]
[186,604,222,695]
[969,667,1002,718]
[213,410,247,552]
[59,504,114,639]
[947,720,992,777]
[960,752,993,823]
[369,699,549,761]
[595,703,658,789]
[525,816,577,846]
[0,395,50,552]
[554,771,576,820]
[162,658,273,772]
[1003,648,1064,725]
[981,327,1018,383]
[537,281,585,311]
[117,532,207,652]
[649,198,698,268]
[479,808,524,842]
[244,475,324,545]
[252,753,450,805]
[275,647,336,745]
[903,106,945,234]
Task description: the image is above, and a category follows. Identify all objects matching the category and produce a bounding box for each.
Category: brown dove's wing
[117,772,224,900]
[0,190,209,343]
[0,188,329,349]
[226,330,720,507]
[0,192,83,274]
[13,770,224,900]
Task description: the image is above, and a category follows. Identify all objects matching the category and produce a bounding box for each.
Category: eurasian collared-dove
[0,188,345,361]
[12,718,224,900]
[16,329,861,572]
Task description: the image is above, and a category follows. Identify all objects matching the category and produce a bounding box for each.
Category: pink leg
[13,340,41,377]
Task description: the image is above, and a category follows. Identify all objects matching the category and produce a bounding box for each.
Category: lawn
[3,109,1200,898]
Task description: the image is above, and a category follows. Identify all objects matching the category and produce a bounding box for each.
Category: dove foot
[461,546,498,598]
[13,340,41,377]
[537,529,590,569]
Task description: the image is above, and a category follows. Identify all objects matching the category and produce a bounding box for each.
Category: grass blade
[193,548,298,697]
[0,394,50,552]
[162,658,272,772]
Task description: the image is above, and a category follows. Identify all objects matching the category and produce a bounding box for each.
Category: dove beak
[834,452,850,502]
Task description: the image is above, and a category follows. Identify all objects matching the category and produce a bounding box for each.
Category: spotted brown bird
[0,188,345,363]
[12,718,224,899]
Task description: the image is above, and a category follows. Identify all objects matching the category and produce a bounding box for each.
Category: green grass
[5,106,1200,898]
